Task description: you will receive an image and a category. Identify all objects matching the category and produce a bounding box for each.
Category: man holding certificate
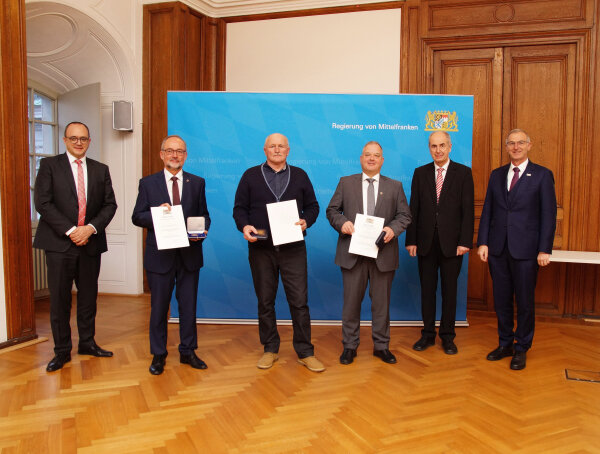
[132,135,210,375]
[326,141,411,365]
[233,133,325,373]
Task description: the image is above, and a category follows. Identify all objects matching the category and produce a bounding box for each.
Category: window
[28,88,58,223]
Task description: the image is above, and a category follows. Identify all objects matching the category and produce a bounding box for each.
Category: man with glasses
[477,129,556,370]
[233,133,325,372]
[132,135,210,375]
[34,121,117,372]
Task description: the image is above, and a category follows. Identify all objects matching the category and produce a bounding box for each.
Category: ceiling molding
[142,0,401,18]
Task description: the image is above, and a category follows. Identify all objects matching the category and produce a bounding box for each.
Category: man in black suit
[477,129,556,370]
[326,141,411,365]
[405,131,474,355]
[34,121,117,372]
[132,135,210,375]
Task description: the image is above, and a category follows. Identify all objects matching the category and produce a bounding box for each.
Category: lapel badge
[526,173,531,176]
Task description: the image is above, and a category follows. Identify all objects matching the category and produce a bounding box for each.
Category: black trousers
[46,245,101,355]
[146,252,200,356]
[417,230,463,341]
[248,242,314,358]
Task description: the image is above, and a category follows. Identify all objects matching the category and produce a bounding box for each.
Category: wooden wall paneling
[430,47,503,311]
[201,17,226,91]
[502,43,578,316]
[0,0,36,346]
[400,1,421,93]
[186,8,204,91]
[425,0,593,37]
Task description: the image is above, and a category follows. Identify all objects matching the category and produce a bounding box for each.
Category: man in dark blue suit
[477,129,556,370]
[132,135,210,375]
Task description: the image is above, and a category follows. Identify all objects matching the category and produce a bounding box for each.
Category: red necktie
[171,176,181,205]
[509,167,520,191]
[75,160,86,226]
[436,168,444,203]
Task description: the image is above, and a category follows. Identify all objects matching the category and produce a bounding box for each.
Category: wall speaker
[112,100,133,131]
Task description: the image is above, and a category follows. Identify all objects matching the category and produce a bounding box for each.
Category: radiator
[32,247,49,297]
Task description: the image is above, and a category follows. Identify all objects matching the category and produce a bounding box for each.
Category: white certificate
[266,199,304,246]
[349,213,385,258]
[150,205,190,250]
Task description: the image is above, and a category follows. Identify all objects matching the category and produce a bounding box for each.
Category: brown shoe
[257,352,278,369]
[298,355,326,372]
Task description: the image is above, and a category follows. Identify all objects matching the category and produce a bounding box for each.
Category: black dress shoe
[442,340,458,355]
[180,352,207,370]
[510,351,526,370]
[78,343,113,357]
[339,348,357,365]
[373,349,397,364]
[46,354,71,372]
[486,345,514,361]
[149,354,166,375]
[412,336,435,351]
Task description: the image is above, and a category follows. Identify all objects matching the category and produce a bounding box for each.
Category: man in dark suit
[477,129,556,370]
[132,135,210,375]
[34,121,117,372]
[326,141,411,365]
[233,133,324,373]
[405,131,474,355]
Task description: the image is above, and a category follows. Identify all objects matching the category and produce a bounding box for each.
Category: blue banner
[167,92,473,323]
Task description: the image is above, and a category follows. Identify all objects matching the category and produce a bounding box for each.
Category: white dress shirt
[434,160,450,185]
[164,169,183,204]
[506,159,529,191]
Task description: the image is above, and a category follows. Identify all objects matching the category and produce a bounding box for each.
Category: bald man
[233,133,324,373]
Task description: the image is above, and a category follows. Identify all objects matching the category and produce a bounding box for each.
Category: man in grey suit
[326,141,411,365]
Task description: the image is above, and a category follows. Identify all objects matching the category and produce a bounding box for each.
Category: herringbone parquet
[1,295,599,453]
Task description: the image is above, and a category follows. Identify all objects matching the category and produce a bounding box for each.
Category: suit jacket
[477,161,556,259]
[33,152,117,255]
[326,174,411,272]
[131,170,211,274]
[405,161,474,257]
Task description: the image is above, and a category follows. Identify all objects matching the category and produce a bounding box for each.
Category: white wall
[25,0,145,295]
[226,9,401,93]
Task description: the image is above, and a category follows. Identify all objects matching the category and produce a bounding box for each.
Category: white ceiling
[143,0,400,18]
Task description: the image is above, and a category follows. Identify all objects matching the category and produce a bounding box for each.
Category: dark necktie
[171,176,181,205]
[509,167,520,191]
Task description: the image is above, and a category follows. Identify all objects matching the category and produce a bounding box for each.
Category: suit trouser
[488,245,538,352]
[146,252,200,356]
[248,241,314,358]
[46,245,101,355]
[341,256,395,350]
[417,231,463,341]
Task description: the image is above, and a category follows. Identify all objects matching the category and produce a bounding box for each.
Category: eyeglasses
[162,148,186,156]
[66,136,90,144]
[506,140,529,147]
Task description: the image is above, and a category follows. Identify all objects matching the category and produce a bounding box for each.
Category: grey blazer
[326,174,411,272]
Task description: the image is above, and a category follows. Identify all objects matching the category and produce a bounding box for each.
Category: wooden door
[432,43,577,315]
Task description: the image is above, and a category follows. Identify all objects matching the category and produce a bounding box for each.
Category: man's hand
[341,221,354,235]
[382,226,395,243]
[190,230,208,242]
[69,225,94,246]
[160,203,171,211]
[538,252,551,267]
[478,245,488,262]
[243,225,258,242]
[295,219,307,231]
[457,246,470,256]
[406,245,417,257]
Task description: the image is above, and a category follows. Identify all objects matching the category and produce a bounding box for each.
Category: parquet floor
[1,295,600,453]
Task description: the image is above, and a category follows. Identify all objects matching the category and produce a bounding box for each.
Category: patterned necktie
[436,168,444,203]
[509,167,520,191]
[171,176,181,205]
[75,159,86,226]
[366,178,375,215]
